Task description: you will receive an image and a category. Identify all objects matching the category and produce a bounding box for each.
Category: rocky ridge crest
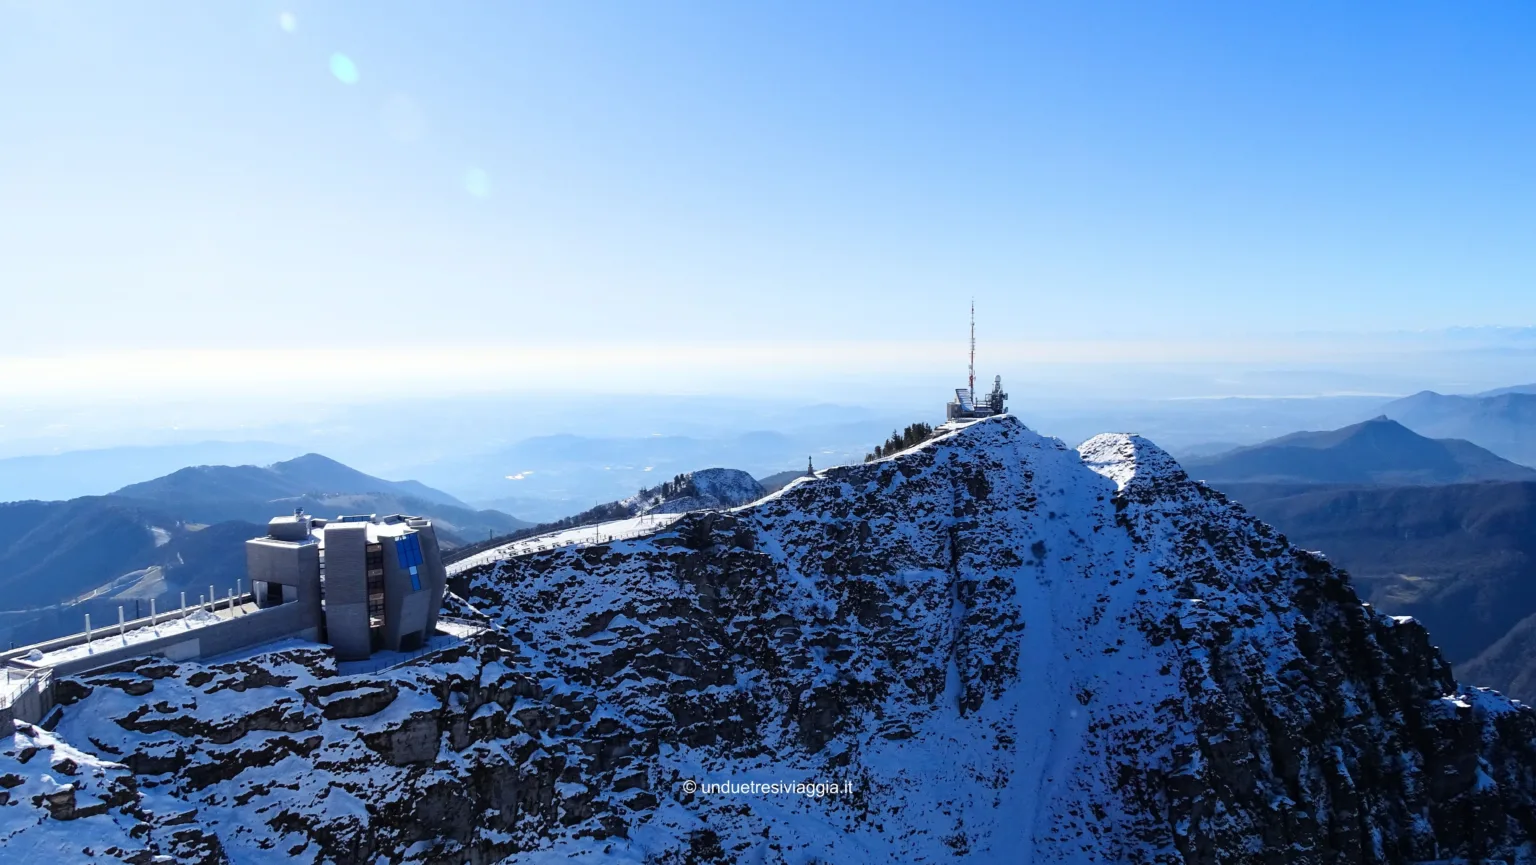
[5,415,1536,863]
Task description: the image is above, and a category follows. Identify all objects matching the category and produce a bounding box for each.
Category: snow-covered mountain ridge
[623,467,766,516]
[7,414,1536,863]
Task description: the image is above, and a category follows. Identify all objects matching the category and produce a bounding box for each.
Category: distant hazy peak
[269,453,346,470]
[114,452,471,510]
[1183,415,1536,485]
[1381,387,1536,468]
[1477,382,1536,397]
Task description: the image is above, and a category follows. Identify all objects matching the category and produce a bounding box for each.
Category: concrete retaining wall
[6,601,319,679]
[0,596,254,666]
[0,671,53,729]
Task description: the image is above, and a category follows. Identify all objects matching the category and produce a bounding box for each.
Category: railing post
[85,614,91,644]
[180,592,186,616]
[208,585,214,613]
[118,605,125,638]
[227,588,234,611]
[199,594,205,611]
[150,598,157,626]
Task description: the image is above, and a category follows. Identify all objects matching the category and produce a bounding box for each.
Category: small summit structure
[945,300,1008,421]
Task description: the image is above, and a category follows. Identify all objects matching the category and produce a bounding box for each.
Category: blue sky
[3,2,1535,395]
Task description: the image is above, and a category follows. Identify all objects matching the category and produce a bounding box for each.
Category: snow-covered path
[448,513,684,575]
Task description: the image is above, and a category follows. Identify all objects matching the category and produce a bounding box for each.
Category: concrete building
[247,511,447,661]
[0,510,452,726]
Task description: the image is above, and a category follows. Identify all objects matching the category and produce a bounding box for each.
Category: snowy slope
[0,723,149,862]
[450,468,765,571]
[452,416,1536,862]
[626,467,766,515]
[10,415,1536,863]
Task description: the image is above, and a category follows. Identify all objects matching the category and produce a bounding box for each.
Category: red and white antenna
[968,298,976,400]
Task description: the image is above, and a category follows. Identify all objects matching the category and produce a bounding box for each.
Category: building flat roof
[309,519,421,547]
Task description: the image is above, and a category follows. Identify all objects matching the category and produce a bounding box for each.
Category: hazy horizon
[6,3,1536,395]
[5,2,1536,507]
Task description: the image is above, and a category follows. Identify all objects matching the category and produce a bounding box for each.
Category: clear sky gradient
[3,2,1535,391]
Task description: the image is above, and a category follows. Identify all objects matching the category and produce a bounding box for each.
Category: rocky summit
[7,415,1536,863]
[626,467,767,517]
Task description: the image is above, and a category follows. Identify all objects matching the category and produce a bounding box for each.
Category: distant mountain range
[757,469,809,495]
[1478,382,1536,397]
[111,453,525,542]
[1182,416,1536,485]
[401,427,899,523]
[0,454,529,646]
[116,452,468,507]
[0,440,304,502]
[1383,389,1536,467]
[0,497,227,611]
[1212,480,1536,700]
[1176,410,1536,700]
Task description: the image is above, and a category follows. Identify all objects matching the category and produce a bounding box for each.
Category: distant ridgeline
[411,427,951,564]
[442,468,762,566]
[444,503,634,565]
[865,423,936,462]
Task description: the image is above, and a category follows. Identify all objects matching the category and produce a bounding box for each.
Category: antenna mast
[968,298,976,400]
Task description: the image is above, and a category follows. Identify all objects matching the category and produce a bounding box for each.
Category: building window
[365,543,385,628]
[395,534,426,592]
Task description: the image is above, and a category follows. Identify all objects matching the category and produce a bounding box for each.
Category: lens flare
[278,12,296,32]
[464,168,491,198]
[330,53,359,85]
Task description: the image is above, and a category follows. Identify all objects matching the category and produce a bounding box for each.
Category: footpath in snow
[448,513,684,575]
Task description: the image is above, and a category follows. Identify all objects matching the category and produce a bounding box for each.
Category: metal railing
[349,642,439,675]
[0,588,257,666]
[0,666,51,711]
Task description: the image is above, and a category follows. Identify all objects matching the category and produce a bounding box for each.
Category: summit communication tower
[946,300,1008,422]
[968,299,976,401]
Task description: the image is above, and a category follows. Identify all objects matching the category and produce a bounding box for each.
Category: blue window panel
[396,534,427,571]
[409,565,422,591]
[395,535,418,568]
